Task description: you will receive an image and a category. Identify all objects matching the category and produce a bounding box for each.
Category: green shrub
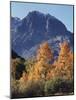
[45,77,74,96]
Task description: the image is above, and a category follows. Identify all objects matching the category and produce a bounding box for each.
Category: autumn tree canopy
[53,41,73,80]
[11,41,74,97]
[37,42,53,62]
[28,42,53,81]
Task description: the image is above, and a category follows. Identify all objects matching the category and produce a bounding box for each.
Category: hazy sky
[11,2,73,33]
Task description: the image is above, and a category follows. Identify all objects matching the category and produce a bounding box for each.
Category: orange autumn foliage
[19,71,28,86]
[28,42,53,81]
[37,42,53,62]
[46,41,73,80]
[17,41,73,84]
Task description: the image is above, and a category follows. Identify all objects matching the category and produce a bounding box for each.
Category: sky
[11,1,74,33]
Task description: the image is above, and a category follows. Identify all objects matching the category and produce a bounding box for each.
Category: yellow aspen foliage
[19,72,28,85]
[54,41,73,80]
[28,42,53,81]
[46,41,73,80]
[37,42,53,62]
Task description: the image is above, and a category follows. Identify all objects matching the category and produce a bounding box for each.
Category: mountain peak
[28,10,44,16]
[11,11,73,58]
